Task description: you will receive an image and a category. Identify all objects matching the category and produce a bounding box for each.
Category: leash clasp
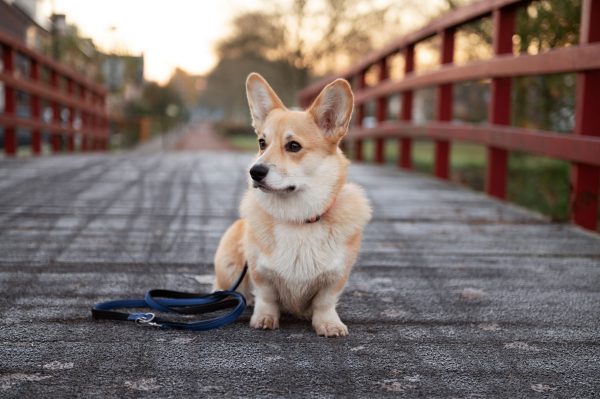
[134,312,161,328]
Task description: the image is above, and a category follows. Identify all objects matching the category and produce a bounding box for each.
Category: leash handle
[91,264,248,331]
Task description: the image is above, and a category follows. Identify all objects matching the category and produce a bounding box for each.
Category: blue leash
[91,264,248,331]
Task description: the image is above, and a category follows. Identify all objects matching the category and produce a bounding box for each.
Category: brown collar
[304,196,336,224]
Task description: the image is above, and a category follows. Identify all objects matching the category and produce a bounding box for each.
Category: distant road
[133,121,235,154]
[173,121,234,151]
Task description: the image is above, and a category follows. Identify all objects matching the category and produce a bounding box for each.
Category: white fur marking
[265,223,347,279]
[254,154,340,222]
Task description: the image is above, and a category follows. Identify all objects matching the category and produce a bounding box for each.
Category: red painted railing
[0,31,109,156]
[298,0,600,231]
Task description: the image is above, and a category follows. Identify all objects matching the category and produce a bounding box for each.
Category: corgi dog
[213,73,371,337]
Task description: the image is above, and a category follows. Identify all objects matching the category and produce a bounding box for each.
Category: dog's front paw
[250,313,279,330]
[313,320,349,337]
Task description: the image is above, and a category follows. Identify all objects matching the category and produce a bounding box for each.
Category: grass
[227,133,596,229]
[356,138,574,223]
[507,153,570,221]
[229,134,259,152]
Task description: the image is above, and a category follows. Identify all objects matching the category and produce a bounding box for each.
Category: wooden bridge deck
[1,152,599,398]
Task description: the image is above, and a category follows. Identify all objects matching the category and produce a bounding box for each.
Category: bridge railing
[298,0,600,231]
[0,31,109,156]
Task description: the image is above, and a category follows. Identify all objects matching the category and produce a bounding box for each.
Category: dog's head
[245,72,354,223]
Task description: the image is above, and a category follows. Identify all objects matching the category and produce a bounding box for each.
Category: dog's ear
[308,79,354,142]
[246,73,285,131]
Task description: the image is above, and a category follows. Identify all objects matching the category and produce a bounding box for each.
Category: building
[101,53,145,120]
[168,67,205,110]
[0,0,50,52]
[101,53,145,96]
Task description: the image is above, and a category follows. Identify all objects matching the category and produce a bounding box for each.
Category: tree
[512,0,581,132]
[125,81,188,139]
[216,0,407,88]
[200,0,412,127]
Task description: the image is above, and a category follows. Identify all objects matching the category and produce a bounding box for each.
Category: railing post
[435,28,455,179]
[66,79,75,152]
[78,85,84,152]
[80,86,88,152]
[486,6,515,199]
[94,95,100,151]
[50,70,61,153]
[2,45,16,156]
[399,45,414,169]
[299,90,313,109]
[81,86,92,152]
[374,58,388,164]
[571,0,600,230]
[354,70,366,161]
[92,95,99,151]
[100,94,109,150]
[84,94,95,152]
[30,60,42,155]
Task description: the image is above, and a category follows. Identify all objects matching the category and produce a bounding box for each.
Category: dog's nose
[249,164,269,181]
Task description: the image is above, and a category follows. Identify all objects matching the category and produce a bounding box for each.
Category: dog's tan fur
[214,73,371,337]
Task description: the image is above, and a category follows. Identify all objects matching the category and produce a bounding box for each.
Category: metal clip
[135,313,161,328]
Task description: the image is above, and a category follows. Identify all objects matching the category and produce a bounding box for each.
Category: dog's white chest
[259,223,346,284]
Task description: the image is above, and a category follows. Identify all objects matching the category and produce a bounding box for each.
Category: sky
[39,0,259,83]
[38,0,451,84]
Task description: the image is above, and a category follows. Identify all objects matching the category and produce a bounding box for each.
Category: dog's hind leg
[213,219,253,304]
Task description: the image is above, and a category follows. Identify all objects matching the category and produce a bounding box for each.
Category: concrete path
[173,121,234,151]
[132,121,234,154]
[0,152,599,398]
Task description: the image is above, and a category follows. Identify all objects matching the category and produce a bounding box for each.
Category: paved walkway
[132,121,234,154]
[0,152,599,397]
[173,121,234,151]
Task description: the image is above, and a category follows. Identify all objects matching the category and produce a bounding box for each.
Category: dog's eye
[258,139,266,150]
[285,141,302,153]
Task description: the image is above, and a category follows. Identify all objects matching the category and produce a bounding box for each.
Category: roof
[0,0,49,42]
